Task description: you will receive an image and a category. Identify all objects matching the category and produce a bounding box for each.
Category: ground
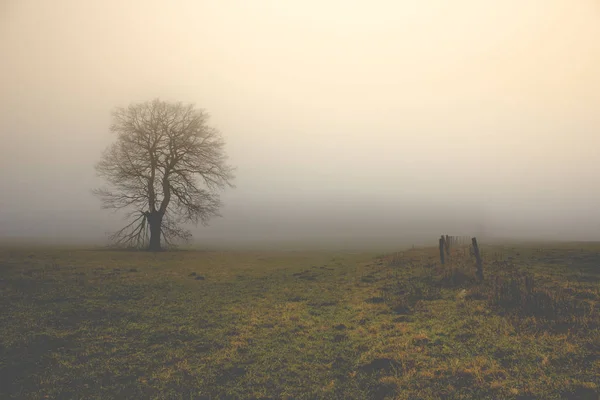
[0,243,598,399]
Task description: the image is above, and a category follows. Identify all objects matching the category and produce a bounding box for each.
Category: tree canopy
[94,99,235,250]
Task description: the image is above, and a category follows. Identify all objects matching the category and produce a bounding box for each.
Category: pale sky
[1,0,599,247]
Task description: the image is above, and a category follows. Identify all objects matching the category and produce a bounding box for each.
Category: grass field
[1,242,599,399]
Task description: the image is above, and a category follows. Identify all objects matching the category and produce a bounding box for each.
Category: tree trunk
[148,212,163,252]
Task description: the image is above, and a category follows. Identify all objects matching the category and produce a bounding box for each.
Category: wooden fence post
[472,237,483,281]
[439,236,445,265]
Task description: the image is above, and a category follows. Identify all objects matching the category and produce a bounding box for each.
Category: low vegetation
[1,242,599,399]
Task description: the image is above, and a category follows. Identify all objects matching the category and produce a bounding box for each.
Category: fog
[1,0,599,249]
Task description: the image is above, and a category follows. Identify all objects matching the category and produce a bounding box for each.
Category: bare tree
[93,99,235,251]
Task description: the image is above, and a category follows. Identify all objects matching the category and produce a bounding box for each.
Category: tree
[93,99,235,251]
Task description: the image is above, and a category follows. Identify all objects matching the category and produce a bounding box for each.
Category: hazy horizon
[1,0,599,248]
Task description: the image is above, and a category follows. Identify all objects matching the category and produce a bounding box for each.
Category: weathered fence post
[439,236,445,265]
[472,237,483,281]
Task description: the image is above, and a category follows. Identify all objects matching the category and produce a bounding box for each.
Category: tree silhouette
[94,99,235,251]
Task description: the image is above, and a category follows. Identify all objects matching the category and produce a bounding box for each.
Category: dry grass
[0,243,599,399]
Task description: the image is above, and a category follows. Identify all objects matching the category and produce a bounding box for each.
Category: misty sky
[1,0,600,246]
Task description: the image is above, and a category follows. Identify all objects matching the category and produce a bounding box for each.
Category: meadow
[0,242,598,399]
